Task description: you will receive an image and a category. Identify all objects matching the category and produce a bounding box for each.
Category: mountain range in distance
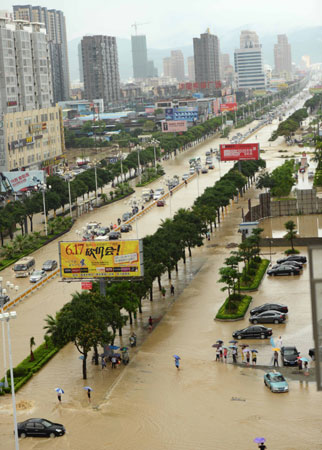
[68,26,322,82]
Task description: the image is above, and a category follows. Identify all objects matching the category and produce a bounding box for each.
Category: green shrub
[285,248,300,255]
[240,259,269,291]
[216,295,252,320]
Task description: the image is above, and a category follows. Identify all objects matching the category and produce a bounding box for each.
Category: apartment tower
[234,30,266,90]
[193,29,221,85]
[274,34,292,78]
[13,4,70,102]
[81,35,120,106]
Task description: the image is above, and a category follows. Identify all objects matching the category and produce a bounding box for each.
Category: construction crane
[131,22,150,35]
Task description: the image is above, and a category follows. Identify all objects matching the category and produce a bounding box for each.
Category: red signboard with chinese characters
[81,282,93,290]
[220,143,259,161]
[220,102,238,112]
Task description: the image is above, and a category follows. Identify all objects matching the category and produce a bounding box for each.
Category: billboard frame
[220,143,259,161]
[58,239,144,281]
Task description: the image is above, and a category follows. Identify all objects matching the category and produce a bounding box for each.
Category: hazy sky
[2,0,321,46]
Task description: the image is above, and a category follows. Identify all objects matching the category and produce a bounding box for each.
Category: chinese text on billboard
[220,143,259,161]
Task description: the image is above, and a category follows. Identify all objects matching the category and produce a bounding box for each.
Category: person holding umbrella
[83,386,92,403]
[251,350,258,366]
[55,387,64,403]
[173,355,181,370]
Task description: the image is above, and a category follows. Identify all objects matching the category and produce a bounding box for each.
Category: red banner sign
[81,282,93,290]
[220,102,238,112]
[178,81,222,90]
[220,143,259,161]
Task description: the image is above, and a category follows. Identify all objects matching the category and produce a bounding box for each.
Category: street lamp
[196,169,200,197]
[92,159,99,207]
[135,145,142,182]
[266,236,272,265]
[0,311,19,450]
[0,280,18,390]
[36,183,51,236]
[67,178,72,218]
[150,139,160,167]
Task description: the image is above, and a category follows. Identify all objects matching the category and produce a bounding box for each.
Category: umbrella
[251,349,258,353]
[229,345,237,349]
[216,340,224,344]
[173,355,181,359]
[254,437,266,444]
[120,347,128,351]
[270,337,275,347]
[243,348,251,353]
[229,340,238,344]
[83,386,93,391]
[109,345,120,350]
[272,348,280,352]
[55,388,64,394]
[212,344,220,348]
[300,357,309,362]
[79,355,84,360]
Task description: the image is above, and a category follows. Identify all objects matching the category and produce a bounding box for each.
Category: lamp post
[68,179,72,218]
[0,279,19,390]
[0,311,19,450]
[135,145,142,182]
[36,183,51,236]
[266,236,272,265]
[92,159,99,207]
[119,151,124,182]
[150,139,159,167]
[196,169,200,197]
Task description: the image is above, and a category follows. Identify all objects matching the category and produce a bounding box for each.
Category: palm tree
[30,336,36,362]
[284,220,297,252]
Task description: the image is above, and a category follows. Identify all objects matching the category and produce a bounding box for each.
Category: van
[13,256,35,278]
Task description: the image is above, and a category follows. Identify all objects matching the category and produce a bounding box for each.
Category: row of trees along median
[41,159,265,379]
[0,144,164,246]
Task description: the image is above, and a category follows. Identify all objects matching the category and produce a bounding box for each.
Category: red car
[157,200,165,207]
[299,167,305,173]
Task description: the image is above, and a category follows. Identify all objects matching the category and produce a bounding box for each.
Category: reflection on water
[260,214,322,238]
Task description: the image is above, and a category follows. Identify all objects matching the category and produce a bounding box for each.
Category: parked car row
[267,255,307,277]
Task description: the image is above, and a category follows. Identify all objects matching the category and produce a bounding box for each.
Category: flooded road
[1,92,322,450]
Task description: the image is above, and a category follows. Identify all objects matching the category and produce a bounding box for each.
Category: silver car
[29,270,47,283]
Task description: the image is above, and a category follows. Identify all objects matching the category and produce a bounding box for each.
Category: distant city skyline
[1,0,321,47]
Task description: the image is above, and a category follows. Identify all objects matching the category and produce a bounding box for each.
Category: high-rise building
[0,17,64,173]
[193,29,221,85]
[274,34,292,78]
[81,35,120,106]
[234,30,266,90]
[131,35,148,79]
[163,57,171,77]
[220,53,230,81]
[78,42,84,83]
[187,56,195,81]
[13,5,70,102]
[301,55,311,69]
[0,18,53,114]
[170,50,185,81]
[147,60,158,78]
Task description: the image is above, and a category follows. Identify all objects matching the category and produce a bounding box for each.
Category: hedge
[136,173,163,187]
[216,295,252,320]
[239,259,270,291]
[0,340,60,395]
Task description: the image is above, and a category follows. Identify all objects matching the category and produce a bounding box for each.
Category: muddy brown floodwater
[1,93,322,450]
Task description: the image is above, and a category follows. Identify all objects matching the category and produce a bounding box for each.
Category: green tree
[30,336,36,362]
[284,220,297,252]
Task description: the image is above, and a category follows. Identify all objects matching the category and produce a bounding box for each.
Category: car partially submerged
[264,371,289,393]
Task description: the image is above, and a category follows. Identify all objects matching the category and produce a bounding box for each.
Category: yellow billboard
[59,240,144,279]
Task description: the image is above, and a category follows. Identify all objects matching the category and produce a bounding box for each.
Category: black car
[267,265,300,276]
[249,310,286,324]
[42,260,58,271]
[108,231,121,240]
[0,294,10,306]
[122,212,132,222]
[120,224,132,232]
[280,346,300,366]
[250,303,288,316]
[232,325,273,340]
[17,418,65,438]
[277,255,307,264]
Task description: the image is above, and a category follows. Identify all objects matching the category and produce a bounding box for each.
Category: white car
[29,270,47,283]
[182,173,190,181]
[189,167,195,175]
